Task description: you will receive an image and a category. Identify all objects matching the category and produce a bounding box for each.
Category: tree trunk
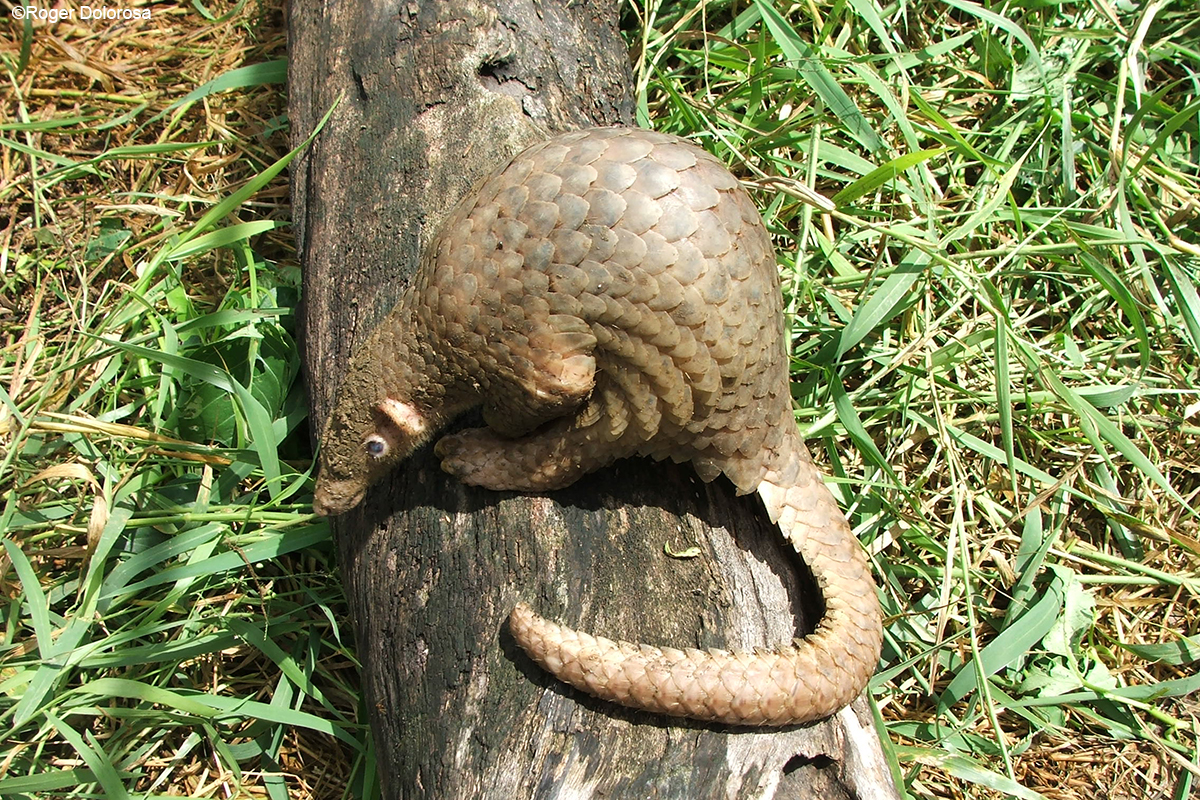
[288,1,898,797]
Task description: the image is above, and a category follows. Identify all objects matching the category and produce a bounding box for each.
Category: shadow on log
[288,1,898,797]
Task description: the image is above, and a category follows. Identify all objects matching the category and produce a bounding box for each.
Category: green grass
[1,7,370,799]
[2,1,1198,798]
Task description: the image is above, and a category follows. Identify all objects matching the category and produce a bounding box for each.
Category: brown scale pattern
[314,127,882,725]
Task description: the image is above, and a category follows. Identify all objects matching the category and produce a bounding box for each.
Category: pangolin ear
[375,398,426,436]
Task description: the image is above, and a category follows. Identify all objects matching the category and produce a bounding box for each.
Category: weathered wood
[288,1,897,797]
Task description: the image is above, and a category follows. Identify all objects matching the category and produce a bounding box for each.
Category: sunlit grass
[629,1,1199,797]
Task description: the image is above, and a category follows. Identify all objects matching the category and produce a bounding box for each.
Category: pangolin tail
[508,442,882,726]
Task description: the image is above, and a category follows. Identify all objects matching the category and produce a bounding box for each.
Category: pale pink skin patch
[378,397,426,436]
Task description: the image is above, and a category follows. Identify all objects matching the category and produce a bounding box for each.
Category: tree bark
[288,1,898,797]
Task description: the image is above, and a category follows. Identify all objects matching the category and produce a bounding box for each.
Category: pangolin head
[312,372,432,516]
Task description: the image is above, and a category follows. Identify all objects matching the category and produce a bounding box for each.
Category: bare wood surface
[288,1,897,796]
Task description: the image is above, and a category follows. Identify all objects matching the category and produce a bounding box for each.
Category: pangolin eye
[365,435,388,459]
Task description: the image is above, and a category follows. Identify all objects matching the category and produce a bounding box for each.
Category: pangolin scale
[313,126,882,726]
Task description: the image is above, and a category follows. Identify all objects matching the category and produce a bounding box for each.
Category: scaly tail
[508,441,882,726]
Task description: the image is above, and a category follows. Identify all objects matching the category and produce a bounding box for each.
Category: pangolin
[312,126,882,726]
